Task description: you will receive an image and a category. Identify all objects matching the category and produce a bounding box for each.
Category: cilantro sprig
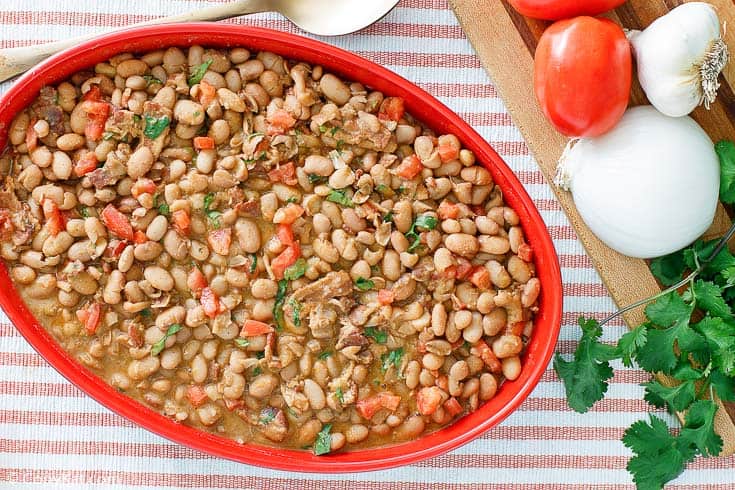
[555,140,735,489]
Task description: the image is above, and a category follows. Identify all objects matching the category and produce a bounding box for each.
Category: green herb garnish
[252,366,262,376]
[318,351,332,360]
[289,298,302,327]
[326,189,354,208]
[330,126,340,137]
[249,254,258,274]
[354,277,374,291]
[143,75,162,86]
[314,423,332,456]
[364,327,387,344]
[140,308,152,318]
[151,323,182,356]
[307,174,328,185]
[78,206,90,218]
[235,338,250,348]
[283,258,307,281]
[381,347,404,373]
[383,211,393,223]
[188,59,213,86]
[143,114,170,139]
[335,387,345,404]
[405,214,438,252]
[273,279,288,330]
[203,192,221,227]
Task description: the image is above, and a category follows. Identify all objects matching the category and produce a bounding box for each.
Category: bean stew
[0,45,540,454]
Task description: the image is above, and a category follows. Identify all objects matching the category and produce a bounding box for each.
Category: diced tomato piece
[193,136,215,150]
[276,224,295,247]
[518,243,533,262]
[240,319,274,337]
[267,162,298,186]
[377,289,395,306]
[82,85,102,102]
[131,178,156,198]
[443,397,463,417]
[74,150,98,177]
[266,108,296,134]
[436,375,449,392]
[377,392,401,411]
[508,321,526,336]
[469,266,491,290]
[471,340,502,373]
[171,209,191,236]
[207,227,232,256]
[25,122,38,152]
[395,154,423,180]
[276,203,304,225]
[437,200,460,220]
[456,258,473,280]
[81,101,111,142]
[101,204,134,241]
[187,267,208,296]
[271,243,301,280]
[224,398,244,411]
[378,96,405,122]
[437,144,459,163]
[198,80,216,107]
[355,392,401,420]
[416,386,444,416]
[77,302,102,335]
[42,199,66,236]
[439,265,457,280]
[186,385,209,408]
[105,240,127,258]
[133,230,148,244]
[200,287,221,319]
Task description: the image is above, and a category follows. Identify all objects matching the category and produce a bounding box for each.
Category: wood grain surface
[449,0,735,455]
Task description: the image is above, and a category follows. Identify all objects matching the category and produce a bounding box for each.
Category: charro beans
[0,45,540,455]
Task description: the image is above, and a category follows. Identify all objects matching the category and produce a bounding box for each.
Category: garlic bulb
[629,2,729,117]
[555,106,719,259]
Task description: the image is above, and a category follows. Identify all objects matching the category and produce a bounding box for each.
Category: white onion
[555,106,719,259]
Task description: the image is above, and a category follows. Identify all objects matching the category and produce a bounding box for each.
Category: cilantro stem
[599,221,735,328]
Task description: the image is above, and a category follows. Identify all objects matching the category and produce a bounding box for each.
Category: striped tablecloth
[1,1,734,488]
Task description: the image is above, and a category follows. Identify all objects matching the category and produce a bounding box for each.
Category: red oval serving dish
[0,24,562,472]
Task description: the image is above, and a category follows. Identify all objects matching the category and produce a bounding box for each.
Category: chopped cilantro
[354,277,374,291]
[381,347,404,373]
[249,254,258,274]
[289,298,302,327]
[273,279,288,330]
[318,351,332,360]
[326,189,354,208]
[143,114,170,139]
[284,258,307,281]
[188,59,213,86]
[235,338,250,348]
[143,75,162,86]
[78,206,90,218]
[151,324,182,356]
[203,192,222,227]
[314,423,332,456]
[140,308,152,318]
[364,327,387,344]
[252,366,262,376]
[405,214,438,252]
[307,173,328,185]
[335,387,345,404]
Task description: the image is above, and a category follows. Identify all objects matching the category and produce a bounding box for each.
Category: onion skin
[560,106,719,259]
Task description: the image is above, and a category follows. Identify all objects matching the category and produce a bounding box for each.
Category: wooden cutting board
[448,0,735,455]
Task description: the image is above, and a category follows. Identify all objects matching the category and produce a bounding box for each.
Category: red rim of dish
[0,24,562,473]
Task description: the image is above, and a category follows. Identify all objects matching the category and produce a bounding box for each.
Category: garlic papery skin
[629,2,729,118]
[555,106,720,259]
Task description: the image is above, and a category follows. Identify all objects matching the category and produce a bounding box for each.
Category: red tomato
[508,0,626,20]
[187,268,208,296]
[193,136,215,150]
[186,385,208,408]
[378,97,405,122]
[74,150,98,177]
[77,302,102,335]
[101,204,134,241]
[207,228,232,256]
[200,287,221,319]
[534,17,631,137]
[171,209,191,236]
[42,199,66,236]
[395,154,423,180]
[271,243,301,280]
[267,162,297,186]
[240,319,274,337]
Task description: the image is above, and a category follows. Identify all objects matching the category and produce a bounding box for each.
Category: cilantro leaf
[381,348,404,373]
[326,189,354,208]
[693,317,735,376]
[314,423,332,455]
[716,140,735,204]
[693,280,732,318]
[234,338,250,348]
[684,239,735,279]
[188,59,213,86]
[617,324,648,368]
[622,415,691,490]
[151,323,182,356]
[283,258,307,280]
[413,215,438,231]
[644,291,692,328]
[249,254,258,274]
[671,363,705,382]
[318,351,332,360]
[364,326,387,344]
[709,370,735,402]
[335,386,345,404]
[642,379,696,412]
[553,317,617,413]
[650,251,687,286]
[354,277,375,291]
[289,298,302,327]
[272,279,288,331]
[203,192,221,227]
[143,114,170,139]
[678,399,722,457]
[307,173,328,185]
